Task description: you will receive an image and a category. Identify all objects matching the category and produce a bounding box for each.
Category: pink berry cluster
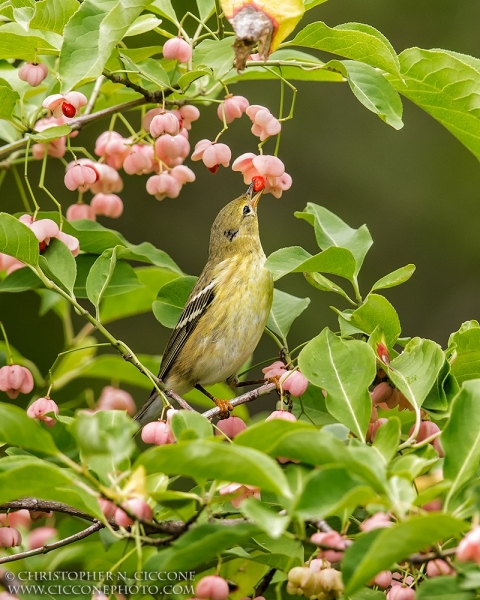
[141,408,177,445]
[262,361,309,396]
[0,365,33,399]
[287,563,344,599]
[0,509,57,555]
[97,494,153,528]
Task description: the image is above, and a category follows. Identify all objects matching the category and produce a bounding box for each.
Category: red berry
[208,165,219,174]
[252,175,265,192]
[61,102,76,118]
[376,342,390,364]
[39,240,47,252]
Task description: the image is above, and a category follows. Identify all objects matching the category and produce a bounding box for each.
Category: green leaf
[239,498,289,538]
[170,410,213,441]
[0,212,39,265]
[193,37,235,79]
[343,514,468,594]
[0,267,42,293]
[30,123,72,141]
[443,381,480,510]
[0,85,19,120]
[152,275,197,328]
[304,0,328,9]
[0,402,58,454]
[287,21,400,74]
[101,266,180,323]
[39,237,76,295]
[177,68,211,91]
[137,440,292,498]
[145,523,257,571]
[373,417,401,463]
[324,59,403,129]
[423,358,459,415]
[86,246,121,316]
[148,0,178,24]
[75,255,143,299]
[120,53,170,88]
[265,245,357,282]
[298,328,376,440]
[416,577,475,600]
[59,0,154,91]
[348,294,401,346]
[295,203,373,277]
[0,29,59,60]
[294,466,376,519]
[196,0,215,21]
[371,264,416,292]
[124,14,162,36]
[304,272,354,304]
[390,48,480,162]
[267,289,310,343]
[30,0,79,34]
[386,338,444,411]
[449,323,480,384]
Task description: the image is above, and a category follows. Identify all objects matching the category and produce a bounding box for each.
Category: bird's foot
[214,398,234,419]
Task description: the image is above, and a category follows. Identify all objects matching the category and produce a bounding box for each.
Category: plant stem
[0,322,13,365]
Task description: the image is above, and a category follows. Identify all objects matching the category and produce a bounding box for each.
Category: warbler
[134,181,274,426]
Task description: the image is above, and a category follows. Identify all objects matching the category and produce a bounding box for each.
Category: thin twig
[201,382,277,419]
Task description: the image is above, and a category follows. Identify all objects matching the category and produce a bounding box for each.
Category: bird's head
[209,178,265,256]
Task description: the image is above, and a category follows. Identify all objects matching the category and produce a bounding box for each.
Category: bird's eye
[243,205,251,215]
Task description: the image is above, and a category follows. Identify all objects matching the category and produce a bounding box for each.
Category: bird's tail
[133,388,164,429]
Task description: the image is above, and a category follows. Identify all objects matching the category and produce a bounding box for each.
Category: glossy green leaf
[0,212,39,265]
[196,0,215,21]
[343,514,468,594]
[423,358,458,415]
[148,0,178,23]
[240,498,289,538]
[0,402,58,454]
[295,203,373,277]
[0,29,59,60]
[0,267,41,293]
[372,417,401,463]
[325,59,403,129]
[287,21,400,74]
[101,266,180,323]
[193,37,235,79]
[348,294,401,346]
[371,264,416,292]
[124,14,162,36]
[0,85,19,120]
[443,381,480,510]
[449,322,480,384]
[416,577,474,600]
[152,275,197,328]
[294,466,376,519]
[267,289,310,343]
[39,237,76,295]
[170,410,213,441]
[390,48,480,162]
[120,53,170,88]
[386,338,444,411]
[86,246,120,315]
[304,0,328,9]
[75,255,143,299]
[177,69,211,91]
[304,272,354,303]
[59,0,153,91]
[299,328,376,440]
[30,0,79,34]
[30,123,72,141]
[137,440,292,498]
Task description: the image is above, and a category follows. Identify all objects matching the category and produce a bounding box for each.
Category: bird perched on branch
[134,179,274,426]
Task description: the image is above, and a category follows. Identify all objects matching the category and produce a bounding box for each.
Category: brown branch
[0,498,96,522]
[201,382,277,420]
[255,569,276,597]
[0,521,103,565]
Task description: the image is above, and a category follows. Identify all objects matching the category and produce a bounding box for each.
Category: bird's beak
[247,181,264,209]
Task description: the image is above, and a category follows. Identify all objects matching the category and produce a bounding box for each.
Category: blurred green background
[1,0,480,411]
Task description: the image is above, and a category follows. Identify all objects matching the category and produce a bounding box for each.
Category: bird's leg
[195,384,233,419]
[226,374,264,388]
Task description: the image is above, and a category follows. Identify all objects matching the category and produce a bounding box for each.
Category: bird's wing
[159,270,216,381]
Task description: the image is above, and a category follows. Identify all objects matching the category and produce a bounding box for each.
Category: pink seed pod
[360,512,393,532]
[97,386,135,415]
[409,421,441,443]
[56,232,80,257]
[170,165,196,185]
[310,531,346,563]
[392,574,414,588]
[0,527,22,547]
[267,172,292,198]
[66,203,96,221]
[115,498,153,528]
[217,95,250,123]
[426,559,455,577]
[370,382,394,405]
[123,145,155,175]
[366,418,388,442]
[94,131,131,170]
[178,105,200,129]
[26,397,59,428]
[64,163,98,192]
[219,483,260,508]
[262,361,287,379]
[98,498,116,520]
[141,421,172,445]
[252,154,284,177]
[196,575,230,600]
[155,133,190,162]
[0,253,23,275]
[29,218,59,245]
[90,163,124,194]
[192,140,231,172]
[373,571,392,588]
[42,92,87,118]
[387,587,416,600]
[18,62,48,87]
[150,112,180,138]
[0,510,31,528]
[91,193,124,218]
[280,370,308,396]
[163,37,192,63]
[0,365,34,399]
[216,416,247,438]
[146,173,182,201]
[457,526,480,563]
[28,526,56,550]
[266,410,297,422]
